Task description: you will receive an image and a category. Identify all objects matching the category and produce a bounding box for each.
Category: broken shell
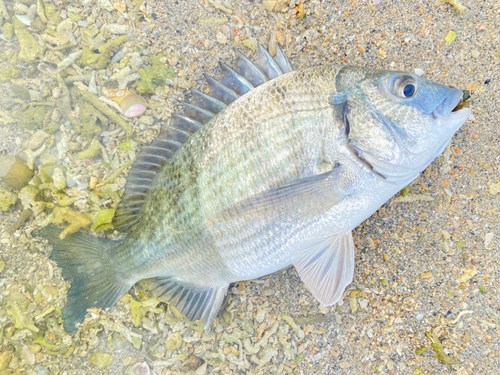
[119,93,147,117]
[0,155,33,190]
[37,62,57,75]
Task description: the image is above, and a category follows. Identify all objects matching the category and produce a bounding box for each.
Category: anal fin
[293,232,354,306]
[149,277,228,328]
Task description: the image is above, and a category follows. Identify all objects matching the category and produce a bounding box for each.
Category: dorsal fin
[255,44,283,79]
[204,73,239,105]
[233,48,267,87]
[113,44,294,233]
[181,102,214,124]
[191,89,227,114]
[219,61,254,96]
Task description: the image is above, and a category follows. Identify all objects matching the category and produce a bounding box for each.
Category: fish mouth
[433,88,471,125]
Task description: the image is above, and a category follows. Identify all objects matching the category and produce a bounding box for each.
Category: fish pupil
[403,83,416,97]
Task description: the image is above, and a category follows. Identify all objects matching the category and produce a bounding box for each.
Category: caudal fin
[37,227,133,333]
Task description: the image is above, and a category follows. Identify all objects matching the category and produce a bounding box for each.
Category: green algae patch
[426,331,459,368]
[77,35,128,69]
[0,155,33,190]
[129,297,162,327]
[118,140,135,151]
[0,189,17,211]
[13,17,44,62]
[165,332,183,351]
[78,139,101,160]
[92,208,115,232]
[3,23,14,40]
[134,55,175,95]
[41,206,92,239]
[12,106,47,130]
[6,301,39,332]
[0,66,20,82]
[91,351,114,369]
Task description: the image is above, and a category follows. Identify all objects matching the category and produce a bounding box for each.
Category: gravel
[0,0,499,374]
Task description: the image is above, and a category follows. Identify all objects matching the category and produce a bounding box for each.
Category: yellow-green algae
[0,189,17,211]
[3,22,13,40]
[426,331,459,367]
[12,105,47,130]
[92,208,115,232]
[129,296,162,327]
[13,17,44,62]
[72,87,134,136]
[0,155,33,190]
[91,351,114,369]
[134,54,175,95]
[0,66,20,82]
[165,332,183,351]
[41,206,91,239]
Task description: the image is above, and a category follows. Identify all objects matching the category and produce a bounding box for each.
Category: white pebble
[414,68,425,76]
[416,314,424,321]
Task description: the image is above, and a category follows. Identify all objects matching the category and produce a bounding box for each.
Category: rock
[216,32,227,44]
[28,4,38,21]
[3,23,14,40]
[103,23,130,34]
[139,115,154,126]
[0,189,17,211]
[52,167,66,190]
[91,352,114,369]
[35,365,49,375]
[130,361,151,375]
[97,0,114,11]
[22,345,36,365]
[165,332,183,351]
[13,17,44,62]
[0,155,33,190]
[0,351,13,370]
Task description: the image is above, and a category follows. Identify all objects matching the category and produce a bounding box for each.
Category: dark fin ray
[149,277,228,327]
[233,48,267,87]
[204,74,239,105]
[181,102,214,124]
[275,45,294,73]
[170,114,203,134]
[36,227,133,333]
[113,138,180,231]
[255,44,283,79]
[219,61,254,96]
[158,126,191,144]
[191,88,227,114]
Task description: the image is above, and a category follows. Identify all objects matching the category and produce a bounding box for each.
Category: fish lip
[433,88,471,122]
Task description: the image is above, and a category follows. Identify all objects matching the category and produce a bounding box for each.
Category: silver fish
[41,45,471,333]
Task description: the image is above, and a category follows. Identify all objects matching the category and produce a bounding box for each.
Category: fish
[40,44,471,333]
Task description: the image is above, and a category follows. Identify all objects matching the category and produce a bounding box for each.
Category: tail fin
[37,227,133,333]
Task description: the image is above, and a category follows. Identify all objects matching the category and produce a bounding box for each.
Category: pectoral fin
[205,166,349,231]
[293,232,354,306]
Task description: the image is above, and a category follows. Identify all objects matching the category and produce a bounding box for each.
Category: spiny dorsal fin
[113,44,294,232]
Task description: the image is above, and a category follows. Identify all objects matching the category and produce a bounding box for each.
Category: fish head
[336,67,471,183]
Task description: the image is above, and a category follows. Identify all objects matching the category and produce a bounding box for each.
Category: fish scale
[40,45,471,333]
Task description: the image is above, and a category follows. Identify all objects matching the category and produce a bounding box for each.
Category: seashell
[119,93,147,117]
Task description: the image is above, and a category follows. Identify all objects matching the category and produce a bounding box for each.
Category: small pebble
[416,314,424,321]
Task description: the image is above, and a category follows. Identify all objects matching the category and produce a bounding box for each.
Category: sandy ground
[0,0,499,374]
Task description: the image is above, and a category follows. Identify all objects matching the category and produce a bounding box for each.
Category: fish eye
[402,83,416,97]
[390,74,418,99]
